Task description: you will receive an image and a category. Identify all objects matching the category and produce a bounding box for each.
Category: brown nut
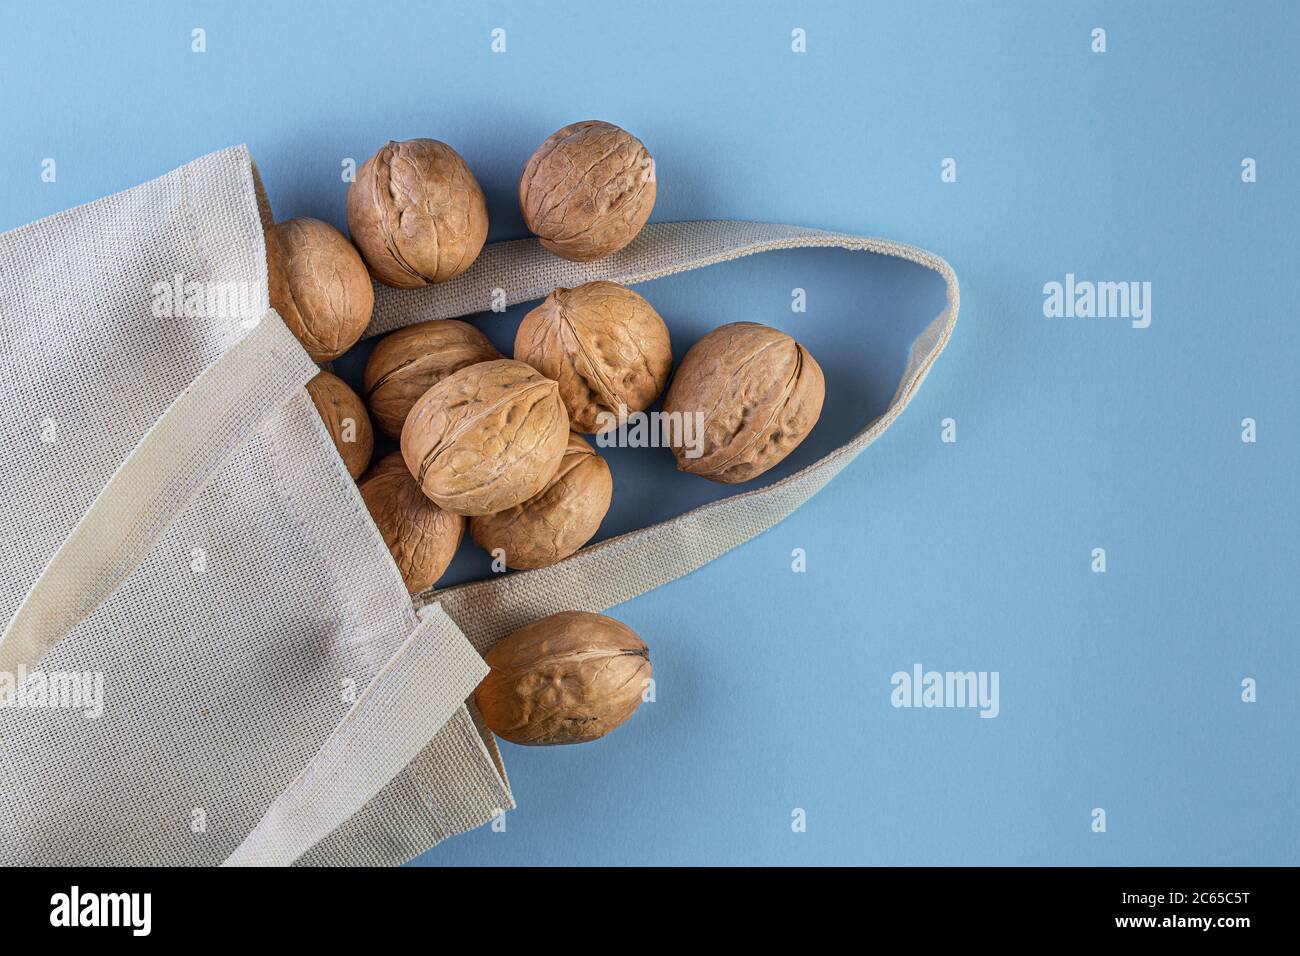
[518,121,655,262]
[475,610,650,746]
[661,322,825,484]
[470,433,612,570]
[400,359,569,516]
[267,218,374,362]
[514,281,672,434]
[305,370,374,479]
[359,452,464,594]
[363,320,501,438]
[347,139,489,288]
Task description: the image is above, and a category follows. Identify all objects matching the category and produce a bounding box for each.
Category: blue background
[2,1,1296,865]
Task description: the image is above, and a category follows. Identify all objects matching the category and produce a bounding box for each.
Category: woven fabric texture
[0,147,508,866]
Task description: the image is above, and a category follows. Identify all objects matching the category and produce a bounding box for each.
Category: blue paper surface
[2,0,1294,866]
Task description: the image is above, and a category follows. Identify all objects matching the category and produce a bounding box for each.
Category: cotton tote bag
[0,145,958,866]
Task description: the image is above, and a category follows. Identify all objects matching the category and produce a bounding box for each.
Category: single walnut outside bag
[662,321,825,484]
[514,281,672,434]
[475,610,651,746]
[519,121,656,262]
[267,217,373,362]
[400,359,570,517]
[348,138,489,288]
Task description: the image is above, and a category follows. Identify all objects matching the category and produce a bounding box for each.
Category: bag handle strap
[223,603,492,867]
[374,221,960,651]
[0,310,318,674]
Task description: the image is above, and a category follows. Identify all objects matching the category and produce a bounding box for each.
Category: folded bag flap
[0,146,509,868]
[0,308,317,675]
[224,603,491,867]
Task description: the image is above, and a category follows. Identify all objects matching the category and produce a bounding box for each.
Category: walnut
[363,319,501,438]
[305,370,374,479]
[346,139,489,288]
[359,452,464,594]
[518,121,656,262]
[513,281,672,434]
[469,433,612,570]
[267,217,374,362]
[661,322,825,484]
[400,359,569,516]
[475,611,651,746]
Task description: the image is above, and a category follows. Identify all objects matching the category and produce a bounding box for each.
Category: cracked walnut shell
[661,322,825,484]
[470,433,612,570]
[514,281,672,434]
[305,370,374,479]
[519,121,655,262]
[267,217,374,362]
[359,452,464,594]
[347,138,489,288]
[363,319,501,438]
[475,610,651,746]
[400,359,569,517]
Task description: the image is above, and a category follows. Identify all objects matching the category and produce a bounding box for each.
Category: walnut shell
[470,433,612,570]
[518,121,656,262]
[400,359,569,516]
[514,281,672,434]
[359,452,464,594]
[363,320,502,438]
[347,139,489,288]
[267,218,374,362]
[305,370,374,479]
[475,610,650,746]
[661,322,825,484]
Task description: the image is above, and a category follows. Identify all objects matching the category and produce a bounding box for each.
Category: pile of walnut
[268,121,824,746]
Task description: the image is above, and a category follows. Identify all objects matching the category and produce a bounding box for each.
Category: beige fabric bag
[0,146,958,866]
